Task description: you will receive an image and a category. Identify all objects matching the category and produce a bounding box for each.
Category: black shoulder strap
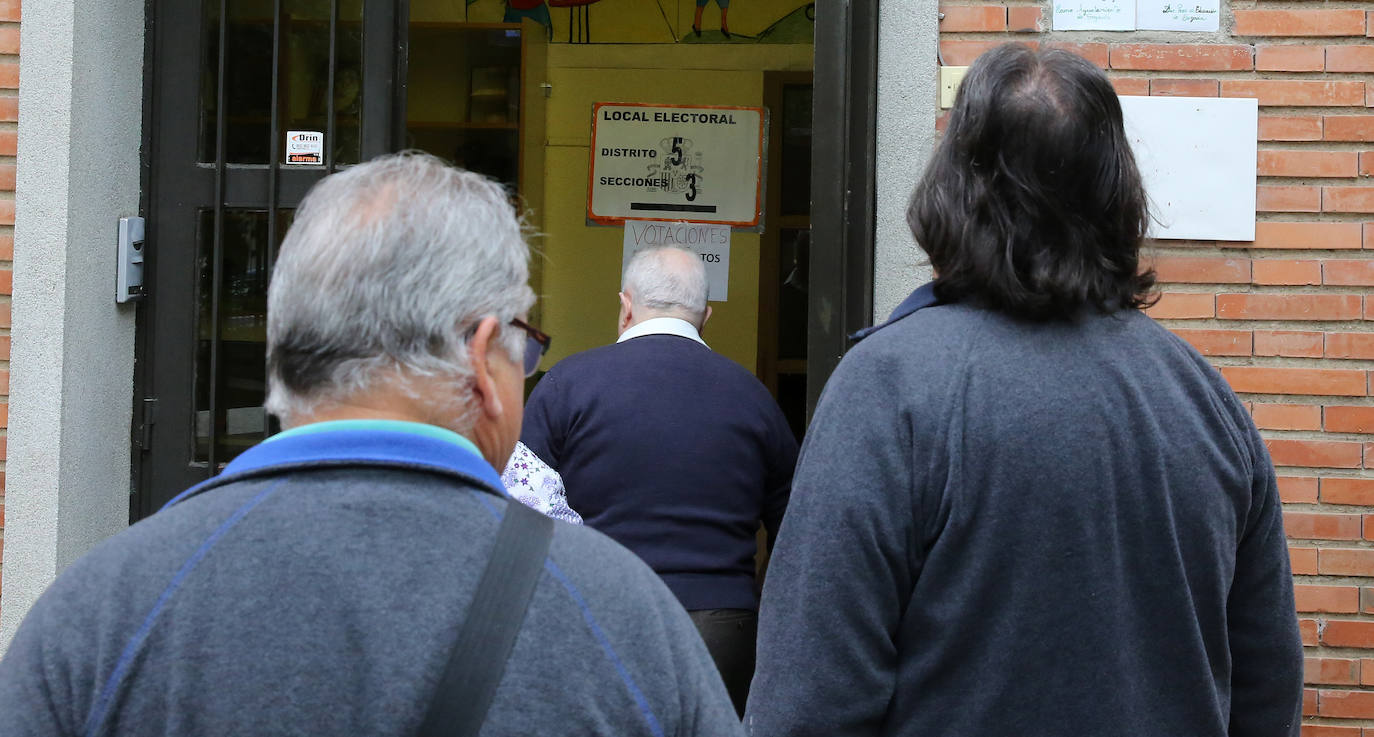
[418,499,554,737]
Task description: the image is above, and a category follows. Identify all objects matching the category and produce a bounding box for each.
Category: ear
[618,291,634,333]
[701,305,713,331]
[467,316,505,421]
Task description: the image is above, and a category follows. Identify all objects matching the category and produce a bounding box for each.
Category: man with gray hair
[0,154,743,737]
[522,245,798,716]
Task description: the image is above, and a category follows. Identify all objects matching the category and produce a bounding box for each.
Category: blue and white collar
[160,425,505,511]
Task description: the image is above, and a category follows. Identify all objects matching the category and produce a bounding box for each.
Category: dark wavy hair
[908,44,1156,320]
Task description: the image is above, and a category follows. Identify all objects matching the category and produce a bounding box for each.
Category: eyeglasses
[509,317,551,377]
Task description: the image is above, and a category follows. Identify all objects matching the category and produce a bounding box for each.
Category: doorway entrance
[133,0,871,515]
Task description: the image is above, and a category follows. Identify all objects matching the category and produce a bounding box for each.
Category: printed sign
[1136,0,1219,31]
[589,103,766,228]
[622,220,731,302]
[285,130,324,165]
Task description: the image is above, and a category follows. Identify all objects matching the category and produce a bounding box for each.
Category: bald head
[619,246,710,332]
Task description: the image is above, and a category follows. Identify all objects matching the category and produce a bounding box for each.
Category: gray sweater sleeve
[0,584,86,737]
[1227,421,1303,737]
[744,345,924,737]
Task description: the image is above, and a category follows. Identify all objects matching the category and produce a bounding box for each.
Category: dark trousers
[688,608,758,717]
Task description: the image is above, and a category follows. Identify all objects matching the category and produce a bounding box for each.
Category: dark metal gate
[134,0,403,516]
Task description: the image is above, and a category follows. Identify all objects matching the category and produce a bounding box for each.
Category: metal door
[134,0,403,516]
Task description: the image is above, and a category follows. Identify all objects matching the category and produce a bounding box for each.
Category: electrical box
[116,216,146,303]
[939,66,969,109]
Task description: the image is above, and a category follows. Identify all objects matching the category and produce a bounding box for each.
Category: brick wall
[938,4,1372,733]
[0,0,16,617]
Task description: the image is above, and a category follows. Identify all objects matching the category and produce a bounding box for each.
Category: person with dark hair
[745,44,1302,737]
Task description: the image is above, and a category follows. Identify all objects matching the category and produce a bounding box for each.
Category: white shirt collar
[616,317,709,348]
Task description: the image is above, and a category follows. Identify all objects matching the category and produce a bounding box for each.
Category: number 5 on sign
[588,103,767,230]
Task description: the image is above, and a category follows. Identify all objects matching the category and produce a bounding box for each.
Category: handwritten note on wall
[1137,0,1220,31]
[1053,0,1134,30]
[1054,0,1218,31]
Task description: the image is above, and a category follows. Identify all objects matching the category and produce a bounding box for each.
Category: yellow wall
[536,44,811,372]
[412,0,811,42]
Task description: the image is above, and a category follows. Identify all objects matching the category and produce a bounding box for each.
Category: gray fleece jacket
[745,289,1303,737]
[0,426,743,737]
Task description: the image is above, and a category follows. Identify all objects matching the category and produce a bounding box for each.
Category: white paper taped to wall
[1119,96,1258,242]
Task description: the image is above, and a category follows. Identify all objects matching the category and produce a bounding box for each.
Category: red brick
[1364,587,1374,613]
[1368,222,1374,249]
[1363,151,1374,177]
[1150,78,1218,97]
[1286,512,1363,541]
[1259,116,1323,142]
[1299,587,1362,616]
[1323,547,1374,575]
[1293,546,1319,574]
[1301,725,1362,737]
[1109,44,1251,71]
[1328,406,1374,433]
[0,27,19,56]
[0,198,16,226]
[1321,688,1374,718]
[1234,9,1368,37]
[1110,77,1150,96]
[1254,330,1325,358]
[0,0,19,22]
[1216,293,1362,320]
[1145,292,1213,319]
[1326,260,1374,286]
[1170,328,1251,356]
[1007,6,1043,32]
[1324,117,1374,142]
[1150,255,1249,283]
[0,62,15,91]
[1252,259,1322,284]
[1259,150,1359,178]
[1328,46,1374,73]
[1044,42,1109,68]
[1279,476,1319,503]
[1254,222,1364,249]
[1304,687,1318,716]
[0,130,15,156]
[1300,618,1319,645]
[0,96,15,123]
[1222,80,1367,107]
[1268,438,1365,467]
[939,5,1006,32]
[1253,401,1323,429]
[1256,186,1321,214]
[1226,366,1368,397]
[1257,45,1326,72]
[1328,333,1374,359]
[1324,187,1374,213]
[940,40,1017,66]
[1324,477,1374,505]
[1307,657,1361,684]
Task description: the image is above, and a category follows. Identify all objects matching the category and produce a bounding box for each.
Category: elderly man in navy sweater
[522,245,798,715]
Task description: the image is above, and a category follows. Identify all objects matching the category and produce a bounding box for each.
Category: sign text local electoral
[588,103,766,228]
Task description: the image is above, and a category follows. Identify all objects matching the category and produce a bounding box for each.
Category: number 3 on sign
[685,173,698,202]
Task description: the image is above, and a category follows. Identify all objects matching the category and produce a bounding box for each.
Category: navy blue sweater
[522,334,797,611]
[745,299,1302,737]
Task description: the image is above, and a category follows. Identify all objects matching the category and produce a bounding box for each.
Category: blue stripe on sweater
[83,479,289,737]
[474,495,664,737]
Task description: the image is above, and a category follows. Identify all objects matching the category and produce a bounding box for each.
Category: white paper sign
[1053,0,1134,30]
[284,130,323,165]
[622,220,730,302]
[1137,0,1219,31]
[589,104,765,228]
[1119,96,1257,241]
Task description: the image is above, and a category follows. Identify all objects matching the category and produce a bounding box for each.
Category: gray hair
[265,151,533,427]
[621,246,709,326]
